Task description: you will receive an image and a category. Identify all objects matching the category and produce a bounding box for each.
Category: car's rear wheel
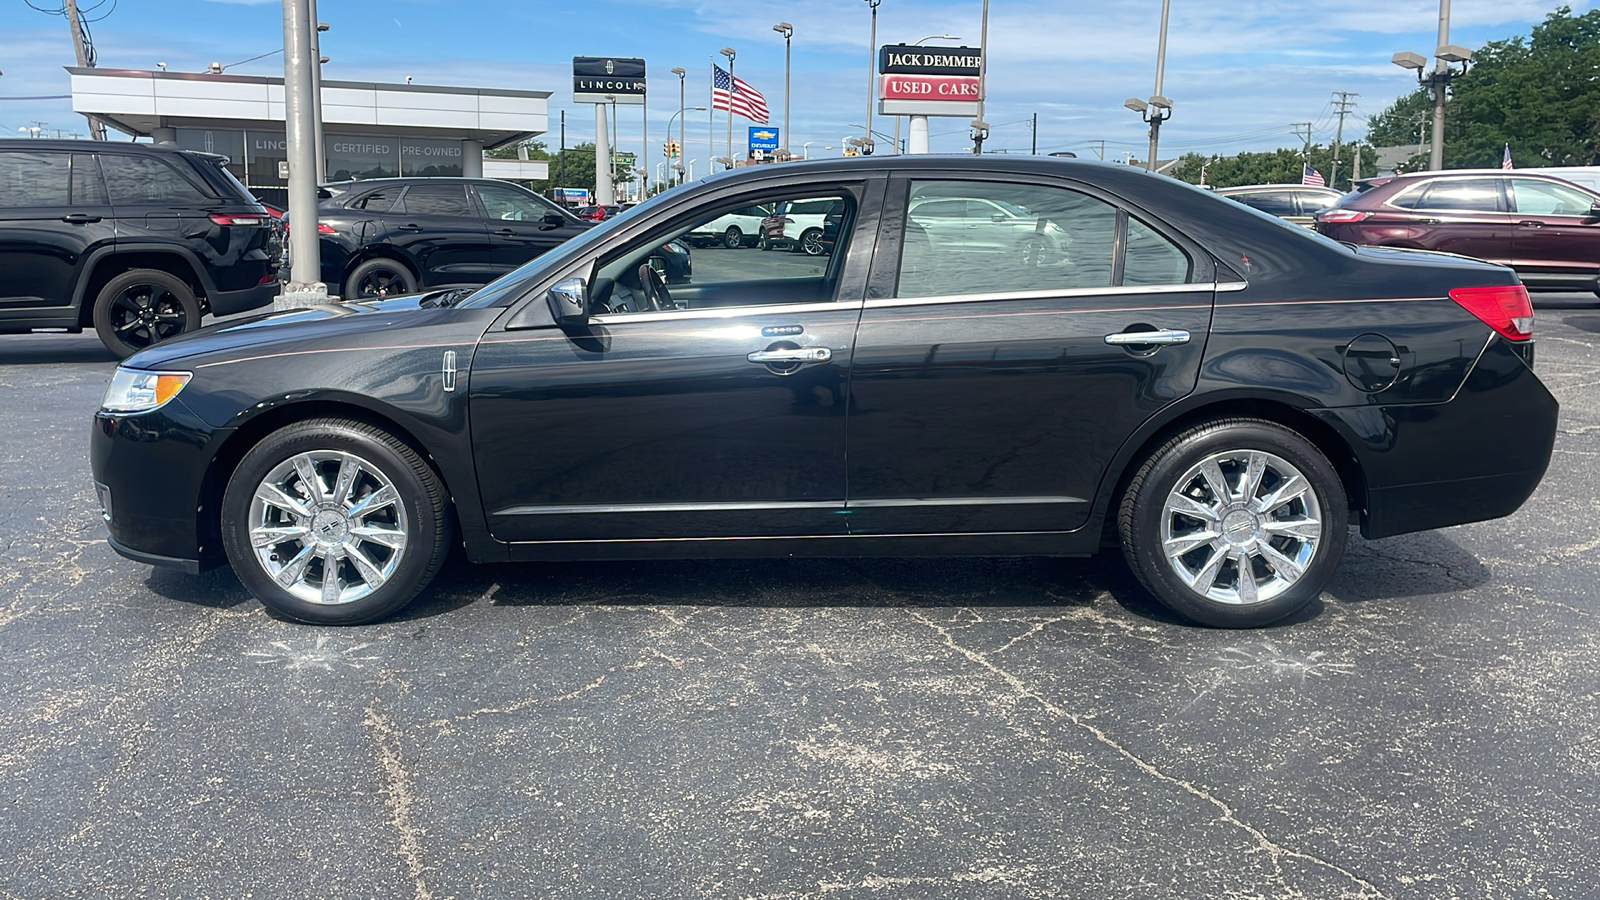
[220,417,452,625]
[1118,418,1348,628]
[797,227,826,256]
[92,269,202,359]
[722,226,743,249]
[343,259,416,301]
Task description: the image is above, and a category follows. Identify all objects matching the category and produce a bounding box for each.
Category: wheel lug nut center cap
[1221,509,1259,547]
[311,509,348,544]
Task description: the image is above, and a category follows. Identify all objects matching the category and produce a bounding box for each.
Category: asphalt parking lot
[2,295,1598,899]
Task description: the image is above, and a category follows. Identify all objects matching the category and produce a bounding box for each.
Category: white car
[907,195,1072,265]
[759,198,844,255]
[686,204,772,248]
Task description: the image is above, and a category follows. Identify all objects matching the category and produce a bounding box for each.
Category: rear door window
[100,155,213,204]
[1408,179,1505,212]
[1229,190,1298,217]
[398,183,473,217]
[351,189,399,212]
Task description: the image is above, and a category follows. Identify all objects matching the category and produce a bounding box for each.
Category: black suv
[310,178,597,299]
[0,140,280,357]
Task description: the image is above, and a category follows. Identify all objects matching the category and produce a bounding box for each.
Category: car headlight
[101,368,192,414]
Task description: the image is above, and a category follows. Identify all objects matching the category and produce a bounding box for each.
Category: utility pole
[60,0,107,140]
[1031,112,1037,154]
[1095,139,1106,160]
[1352,144,1362,184]
[971,0,990,155]
[557,110,565,194]
[1292,122,1314,159]
[1330,91,1357,188]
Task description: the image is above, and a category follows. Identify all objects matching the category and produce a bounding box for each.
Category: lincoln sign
[877,43,981,117]
[574,56,646,105]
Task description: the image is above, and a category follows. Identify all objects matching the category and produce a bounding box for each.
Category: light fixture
[1148,95,1173,110]
[1390,51,1427,70]
[1123,97,1148,113]
[1436,44,1472,64]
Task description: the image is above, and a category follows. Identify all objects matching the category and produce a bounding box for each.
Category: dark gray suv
[0,140,280,358]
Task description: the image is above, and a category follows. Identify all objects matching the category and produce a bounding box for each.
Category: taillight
[1449,285,1534,341]
[282,222,338,234]
[209,213,269,226]
[1316,209,1370,223]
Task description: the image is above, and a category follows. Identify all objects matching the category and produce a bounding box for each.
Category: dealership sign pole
[877,43,982,154]
[575,57,647,207]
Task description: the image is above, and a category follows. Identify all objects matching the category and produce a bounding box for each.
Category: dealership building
[67,67,550,200]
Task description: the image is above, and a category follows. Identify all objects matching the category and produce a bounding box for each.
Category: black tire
[1117,418,1348,628]
[343,259,417,301]
[220,417,453,625]
[92,269,202,359]
[797,227,826,256]
[722,226,743,249]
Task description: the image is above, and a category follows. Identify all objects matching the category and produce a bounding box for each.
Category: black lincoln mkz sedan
[92,157,1558,627]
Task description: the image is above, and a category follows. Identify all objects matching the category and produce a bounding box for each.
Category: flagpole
[709,58,715,175]
[726,54,737,167]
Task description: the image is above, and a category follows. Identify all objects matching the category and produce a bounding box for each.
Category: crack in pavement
[363,696,434,900]
[905,608,1392,900]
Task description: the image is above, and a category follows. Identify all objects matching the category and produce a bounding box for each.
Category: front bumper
[90,399,231,572]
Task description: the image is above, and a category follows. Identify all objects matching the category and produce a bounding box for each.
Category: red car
[1314,170,1600,296]
[575,204,625,222]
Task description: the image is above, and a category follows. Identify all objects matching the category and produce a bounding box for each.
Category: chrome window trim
[590,300,855,325]
[868,281,1223,310]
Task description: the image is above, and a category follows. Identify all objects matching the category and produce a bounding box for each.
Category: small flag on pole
[712,65,770,124]
[1502,143,1513,170]
[1301,163,1325,187]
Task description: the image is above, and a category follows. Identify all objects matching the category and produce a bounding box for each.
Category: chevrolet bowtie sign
[574,56,646,105]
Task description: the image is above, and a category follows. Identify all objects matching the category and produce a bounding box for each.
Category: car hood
[122,294,496,371]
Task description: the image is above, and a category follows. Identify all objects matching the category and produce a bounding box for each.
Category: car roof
[0,138,198,154]
[1215,184,1341,193]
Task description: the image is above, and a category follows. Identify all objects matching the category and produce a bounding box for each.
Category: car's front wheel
[220,417,453,625]
[722,226,744,249]
[1118,418,1348,628]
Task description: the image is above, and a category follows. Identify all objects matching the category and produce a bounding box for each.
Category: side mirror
[547,277,588,324]
[1587,200,1600,220]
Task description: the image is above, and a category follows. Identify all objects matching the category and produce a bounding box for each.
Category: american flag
[1502,143,1513,170]
[1301,163,1325,187]
[712,65,770,124]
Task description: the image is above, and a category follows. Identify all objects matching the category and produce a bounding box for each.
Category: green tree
[482,140,631,199]
[1366,5,1600,168]
[1168,144,1376,191]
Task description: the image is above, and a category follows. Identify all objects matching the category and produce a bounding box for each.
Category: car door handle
[1517,220,1545,227]
[396,223,424,232]
[492,228,516,236]
[747,347,832,363]
[61,214,102,224]
[1105,329,1191,346]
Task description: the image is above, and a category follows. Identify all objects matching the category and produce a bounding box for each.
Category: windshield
[454,188,678,309]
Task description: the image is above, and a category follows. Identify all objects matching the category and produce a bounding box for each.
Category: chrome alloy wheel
[1160,449,1323,606]
[247,450,409,605]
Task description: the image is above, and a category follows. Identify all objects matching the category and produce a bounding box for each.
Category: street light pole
[1391,0,1468,171]
[720,47,736,168]
[971,0,989,154]
[671,67,687,185]
[1430,0,1450,171]
[773,23,793,158]
[278,0,326,304]
[1147,0,1171,172]
[863,0,881,155]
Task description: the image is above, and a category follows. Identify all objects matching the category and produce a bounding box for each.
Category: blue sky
[1,0,1590,165]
